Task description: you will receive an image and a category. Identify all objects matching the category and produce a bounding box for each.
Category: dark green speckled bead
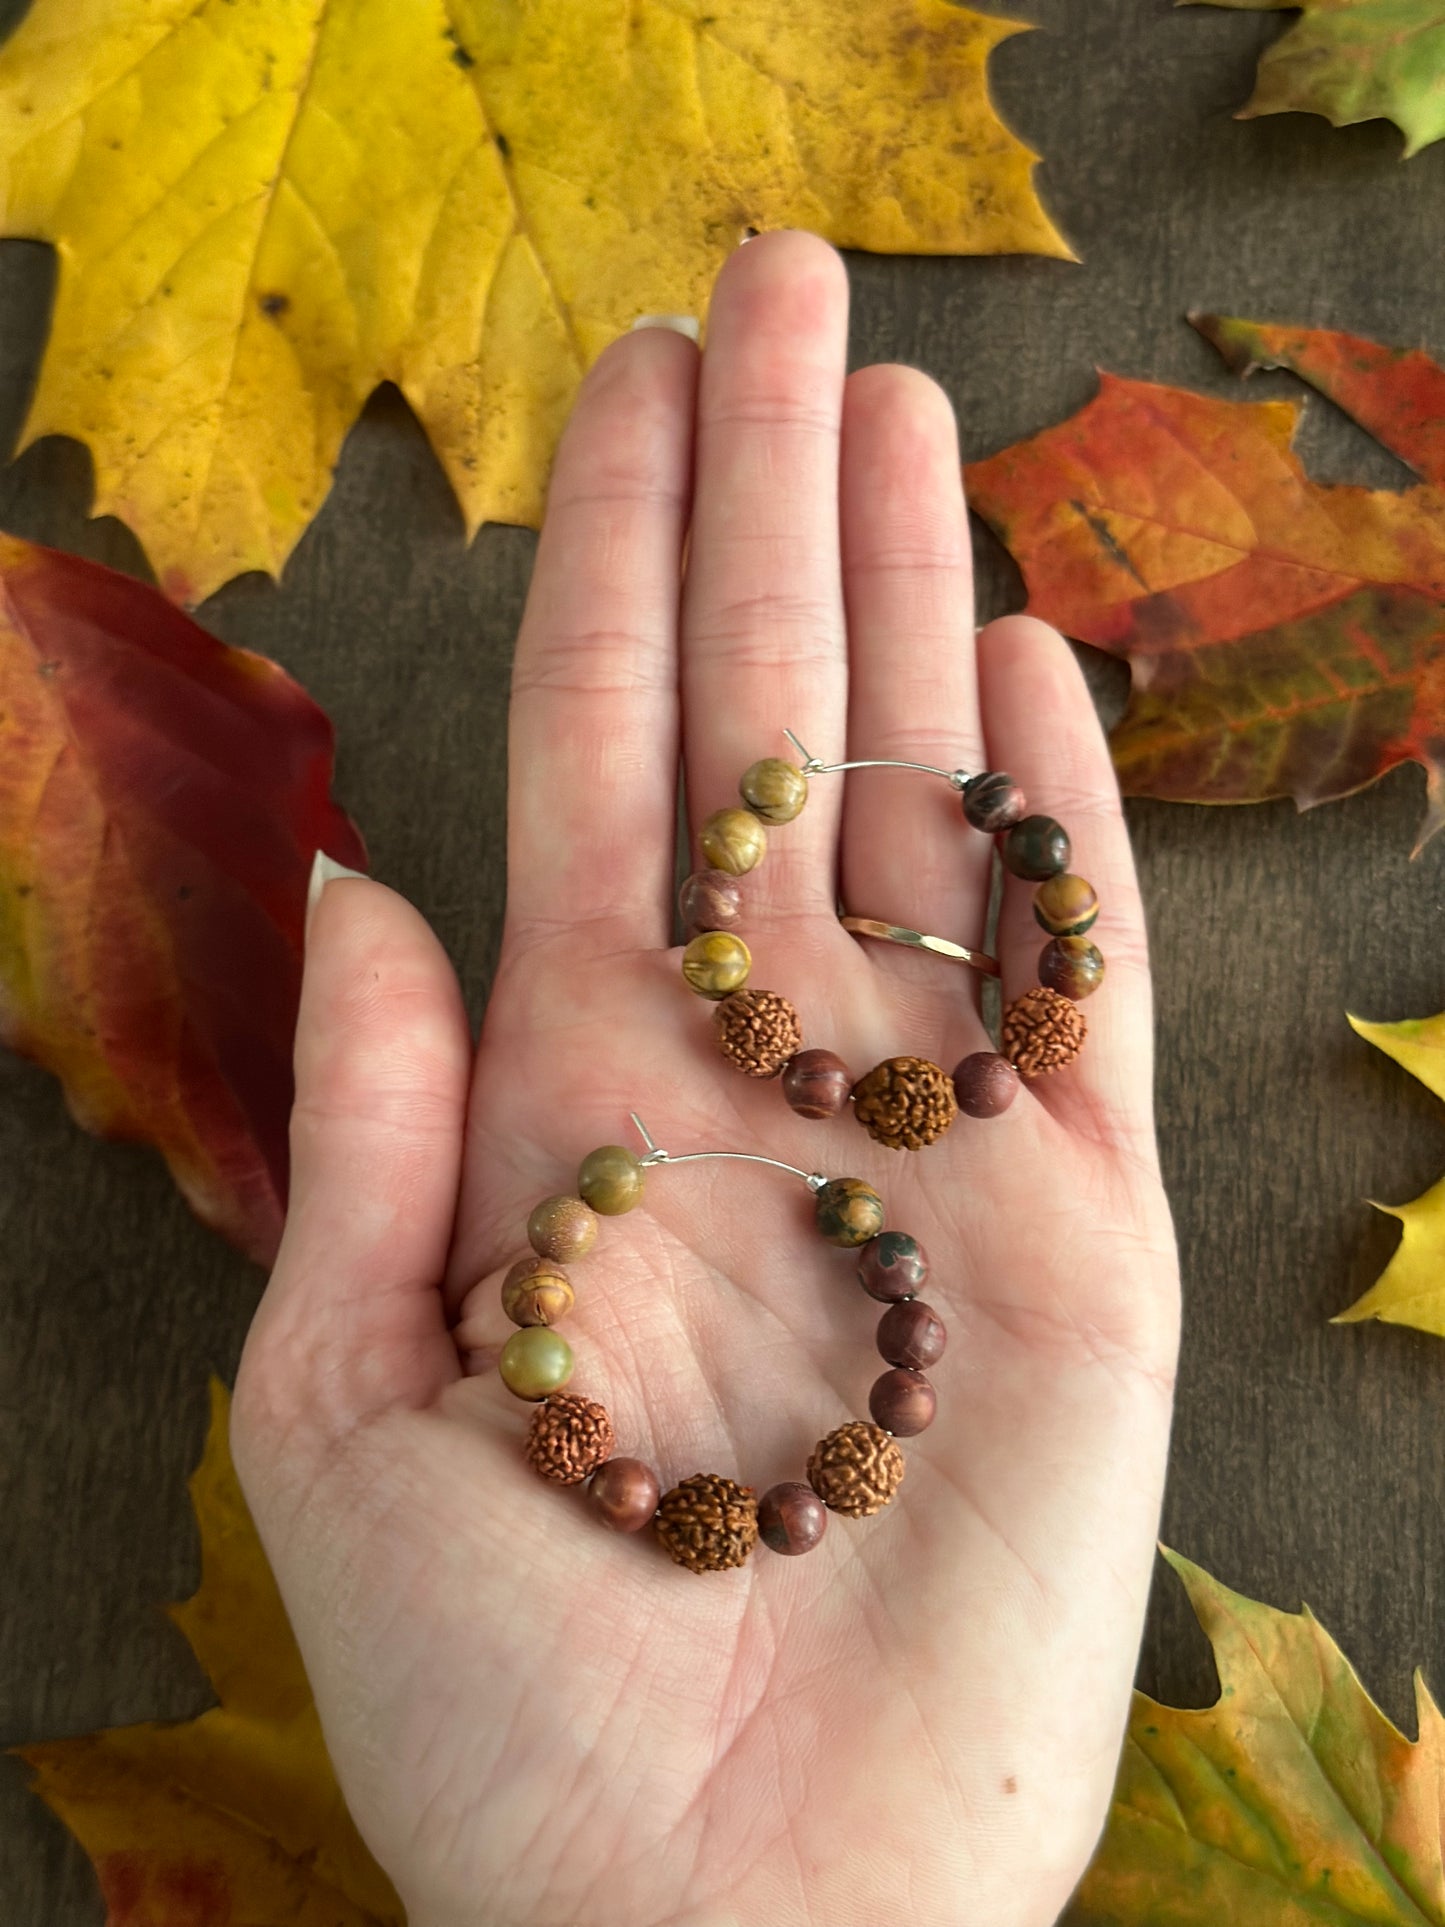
[815,1178,886,1248]
[1002,814,1070,882]
[1039,935,1106,1001]
[1033,873,1098,937]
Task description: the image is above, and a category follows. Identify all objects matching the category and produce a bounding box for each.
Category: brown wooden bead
[525,1394,614,1485]
[852,1056,957,1149]
[877,1299,947,1370]
[700,807,767,875]
[654,1472,759,1572]
[527,1195,599,1264]
[757,1481,828,1556]
[962,770,1027,833]
[682,930,751,999]
[588,1456,662,1533]
[502,1254,575,1327]
[782,1049,852,1118]
[740,758,808,825]
[807,1420,905,1516]
[1034,872,1099,937]
[577,1144,645,1214]
[952,1051,1020,1119]
[679,868,744,938]
[857,1231,929,1302]
[870,1367,937,1437]
[1002,985,1087,1077]
[1039,935,1106,1001]
[814,1177,886,1248]
[1001,814,1070,881]
[714,989,803,1076]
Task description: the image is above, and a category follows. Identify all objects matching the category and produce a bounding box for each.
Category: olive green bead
[815,1178,887,1249]
[499,1326,574,1401]
[1001,814,1070,881]
[682,930,751,1000]
[527,1194,599,1263]
[700,807,768,875]
[1033,873,1099,937]
[740,758,808,825]
[578,1144,645,1215]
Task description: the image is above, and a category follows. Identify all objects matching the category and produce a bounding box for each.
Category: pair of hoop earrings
[458,740,1106,1573]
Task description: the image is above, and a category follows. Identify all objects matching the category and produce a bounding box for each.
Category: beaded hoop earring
[455,1117,944,1574]
[678,731,1105,1152]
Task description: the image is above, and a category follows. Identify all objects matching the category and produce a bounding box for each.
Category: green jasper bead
[700,807,768,875]
[578,1144,645,1215]
[740,758,808,825]
[1039,935,1106,1001]
[1033,873,1098,937]
[682,930,751,1000]
[499,1326,574,1401]
[1002,814,1070,881]
[815,1178,886,1249]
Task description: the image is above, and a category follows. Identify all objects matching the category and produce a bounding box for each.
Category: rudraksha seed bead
[1034,872,1099,936]
[857,1231,928,1302]
[588,1456,662,1533]
[1002,985,1088,1078]
[740,758,808,825]
[682,930,751,1000]
[501,1254,575,1328]
[815,1177,886,1248]
[870,1367,937,1437]
[499,1326,574,1401]
[952,1051,1020,1119]
[807,1421,906,1516]
[700,807,767,876]
[758,1481,829,1556]
[1039,935,1106,1001]
[654,1472,759,1573]
[1002,814,1070,881]
[578,1144,645,1215]
[962,769,1027,834]
[877,1298,947,1371]
[714,989,804,1077]
[527,1194,599,1264]
[679,868,744,939]
[851,1056,958,1150]
[524,1394,615,1485]
[782,1048,853,1118]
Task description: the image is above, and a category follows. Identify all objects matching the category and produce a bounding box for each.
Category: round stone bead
[700,807,768,875]
[527,1194,599,1264]
[814,1178,886,1248]
[1039,935,1106,1001]
[1002,814,1070,881]
[679,868,744,939]
[869,1366,937,1437]
[857,1231,928,1302]
[740,758,808,825]
[499,1326,574,1401]
[501,1254,575,1328]
[577,1144,645,1215]
[588,1457,662,1533]
[952,1051,1020,1120]
[757,1481,829,1556]
[1034,873,1099,937]
[682,930,751,1000]
[877,1298,947,1371]
[962,770,1028,834]
[782,1048,853,1119]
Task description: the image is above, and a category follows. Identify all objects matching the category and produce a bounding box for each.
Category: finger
[976,616,1157,1155]
[504,323,698,956]
[237,868,473,1444]
[681,230,851,923]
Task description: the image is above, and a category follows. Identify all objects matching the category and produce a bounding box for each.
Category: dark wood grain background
[5,0,1445,1917]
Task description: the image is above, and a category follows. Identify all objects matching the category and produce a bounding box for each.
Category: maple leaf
[0,532,364,1263]
[1189,0,1445,158]
[1066,1549,1445,1926]
[16,1381,403,1926]
[1336,1010,1445,1337]
[0,0,1070,607]
[963,317,1445,852]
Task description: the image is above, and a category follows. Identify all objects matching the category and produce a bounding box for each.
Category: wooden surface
[5,0,1445,1916]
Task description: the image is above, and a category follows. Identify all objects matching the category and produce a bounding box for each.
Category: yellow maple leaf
[0,0,1069,605]
[1336,1010,1445,1339]
[15,1381,403,1926]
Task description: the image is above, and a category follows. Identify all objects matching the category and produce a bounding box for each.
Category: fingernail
[630,314,700,341]
[305,849,369,941]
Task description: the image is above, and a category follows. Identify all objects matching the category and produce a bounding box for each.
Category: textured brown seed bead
[870,1367,937,1438]
[527,1194,599,1264]
[1039,935,1107,1001]
[577,1144,645,1215]
[588,1456,662,1533]
[700,807,768,876]
[952,1050,1020,1120]
[757,1481,829,1556]
[501,1254,576,1328]
[654,1472,759,1573]
[714,989,804,1077]
[740,758,808,825]
[524,1394,615,1485]
[814,1177,886,1248]
[679,868,744,939]
[1002,985,1088,1077]
[807,1420,906,1516]
[682,930,751,1000]
[962,769,1028,834]
[858,1231,929,1302]
[498,1326,574,1401]
[1034,873,1099,937]
[1001,814,1071,881]
[877,1298,947,1370]
[782,1048,853,1119]
[851,1056,957,1150]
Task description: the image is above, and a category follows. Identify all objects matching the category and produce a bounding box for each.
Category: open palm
[233,231,1179,1927]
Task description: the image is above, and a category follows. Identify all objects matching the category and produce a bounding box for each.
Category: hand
[233,229,1179,1927]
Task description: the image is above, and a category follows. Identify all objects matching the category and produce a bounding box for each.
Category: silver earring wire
[629,1114,828,1194]
[783,728,972,793]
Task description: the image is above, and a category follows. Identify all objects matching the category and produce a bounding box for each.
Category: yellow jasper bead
[740,759,808,825]
[499,1326,574,1401]
[682,930,751,1000]
[700,807,768,875]
[1033,873,1099,938]
[578,1145,645,1215]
